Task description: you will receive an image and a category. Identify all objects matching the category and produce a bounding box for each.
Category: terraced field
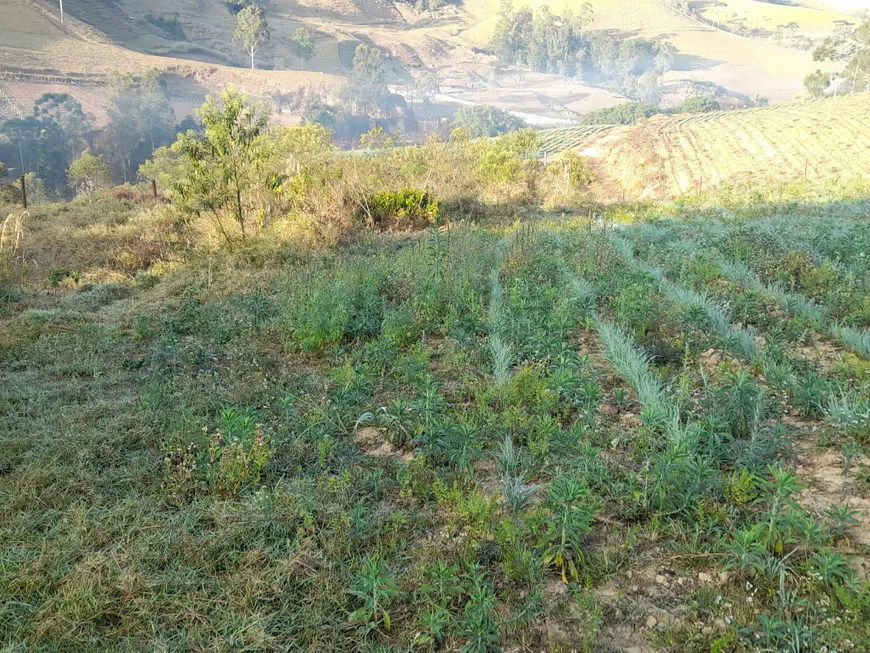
[569,94,870,199]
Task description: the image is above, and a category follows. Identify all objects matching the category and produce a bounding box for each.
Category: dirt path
[794,437,870,580]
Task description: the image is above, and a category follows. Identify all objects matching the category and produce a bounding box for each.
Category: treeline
[0,70,196,203]
[394,0,461,10]
[491,2,676,104]
[579,97,722,126]
[805,21,870,97]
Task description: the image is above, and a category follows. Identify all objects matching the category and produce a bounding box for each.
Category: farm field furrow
[586,95,870,198]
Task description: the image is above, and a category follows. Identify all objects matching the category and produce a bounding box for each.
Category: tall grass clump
[825,391,870,441]
[488,268,514,383]
[828,324,870,359]
[594,316,674,424]
[0,212,27,298]
[562,266,597,315]
[665,281,759,360]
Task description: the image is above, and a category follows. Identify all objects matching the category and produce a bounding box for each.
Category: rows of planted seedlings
[556,223,870,652]
[622,221,870,467]
[132,216,870,652]
[671,217,870,339]
[640,221,870,361]
[618,223,863,417]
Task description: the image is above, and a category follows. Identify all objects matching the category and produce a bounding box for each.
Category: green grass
[2,202,870,652]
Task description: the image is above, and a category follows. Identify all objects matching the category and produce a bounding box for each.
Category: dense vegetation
[2,180,870,650]
[805,20,870,97]
[491,2,675,104]
[0,71,192,201]
[451,106,525,138]
[577,98,722,126]
[134,90,593,245]
[394,0,462,10]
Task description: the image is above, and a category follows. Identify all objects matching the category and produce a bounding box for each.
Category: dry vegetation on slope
[553,94,870,199]
[0,0,859,125]
[0,0,342,125]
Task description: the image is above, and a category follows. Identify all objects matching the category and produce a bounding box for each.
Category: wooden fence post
[152,179,158,200]
[20,175,27,209]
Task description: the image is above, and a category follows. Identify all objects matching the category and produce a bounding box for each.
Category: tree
[1,115,71,188]
[0,162,6,178]
[804,69,832,97]
[107,71,176,182]
[452,105,524,138]
[32,93,93,157]
[338,45,388,116]
[274,123,334,167]
[173,89,273,241]
[68,152,112,203]
[578,2,594,37]
[557,150,595,190]
[23,172,49,205]
[291,27,315,70]
[234,5,270,70]
[812,20,870,95]
[359,125,395,149]
[491,0,515,60]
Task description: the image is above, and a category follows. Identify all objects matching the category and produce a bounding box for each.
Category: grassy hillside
[0,0,342,125]
[462,0,841,103]
[545,94,870,198]
[0,0,853,124]
[2,183,870,650]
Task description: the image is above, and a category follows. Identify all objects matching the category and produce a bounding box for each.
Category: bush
[578,102,662,125]
[680,96,721,113]
[144,13,185,40]
[452,105,525,138]
[358,189,440,229]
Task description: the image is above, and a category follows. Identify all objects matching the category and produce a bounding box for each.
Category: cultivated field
[2,191,870,651]
[560,94,870,199]
[536,124,616,154]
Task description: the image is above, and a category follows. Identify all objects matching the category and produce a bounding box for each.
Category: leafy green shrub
[724,468,760,505]
[348,556,400,634]
[452,105,525,138]
[680,96,720,113]
[380,303,419,347]
[48,267,76,287]
[357,189,439,230]
[538,475,596,583]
